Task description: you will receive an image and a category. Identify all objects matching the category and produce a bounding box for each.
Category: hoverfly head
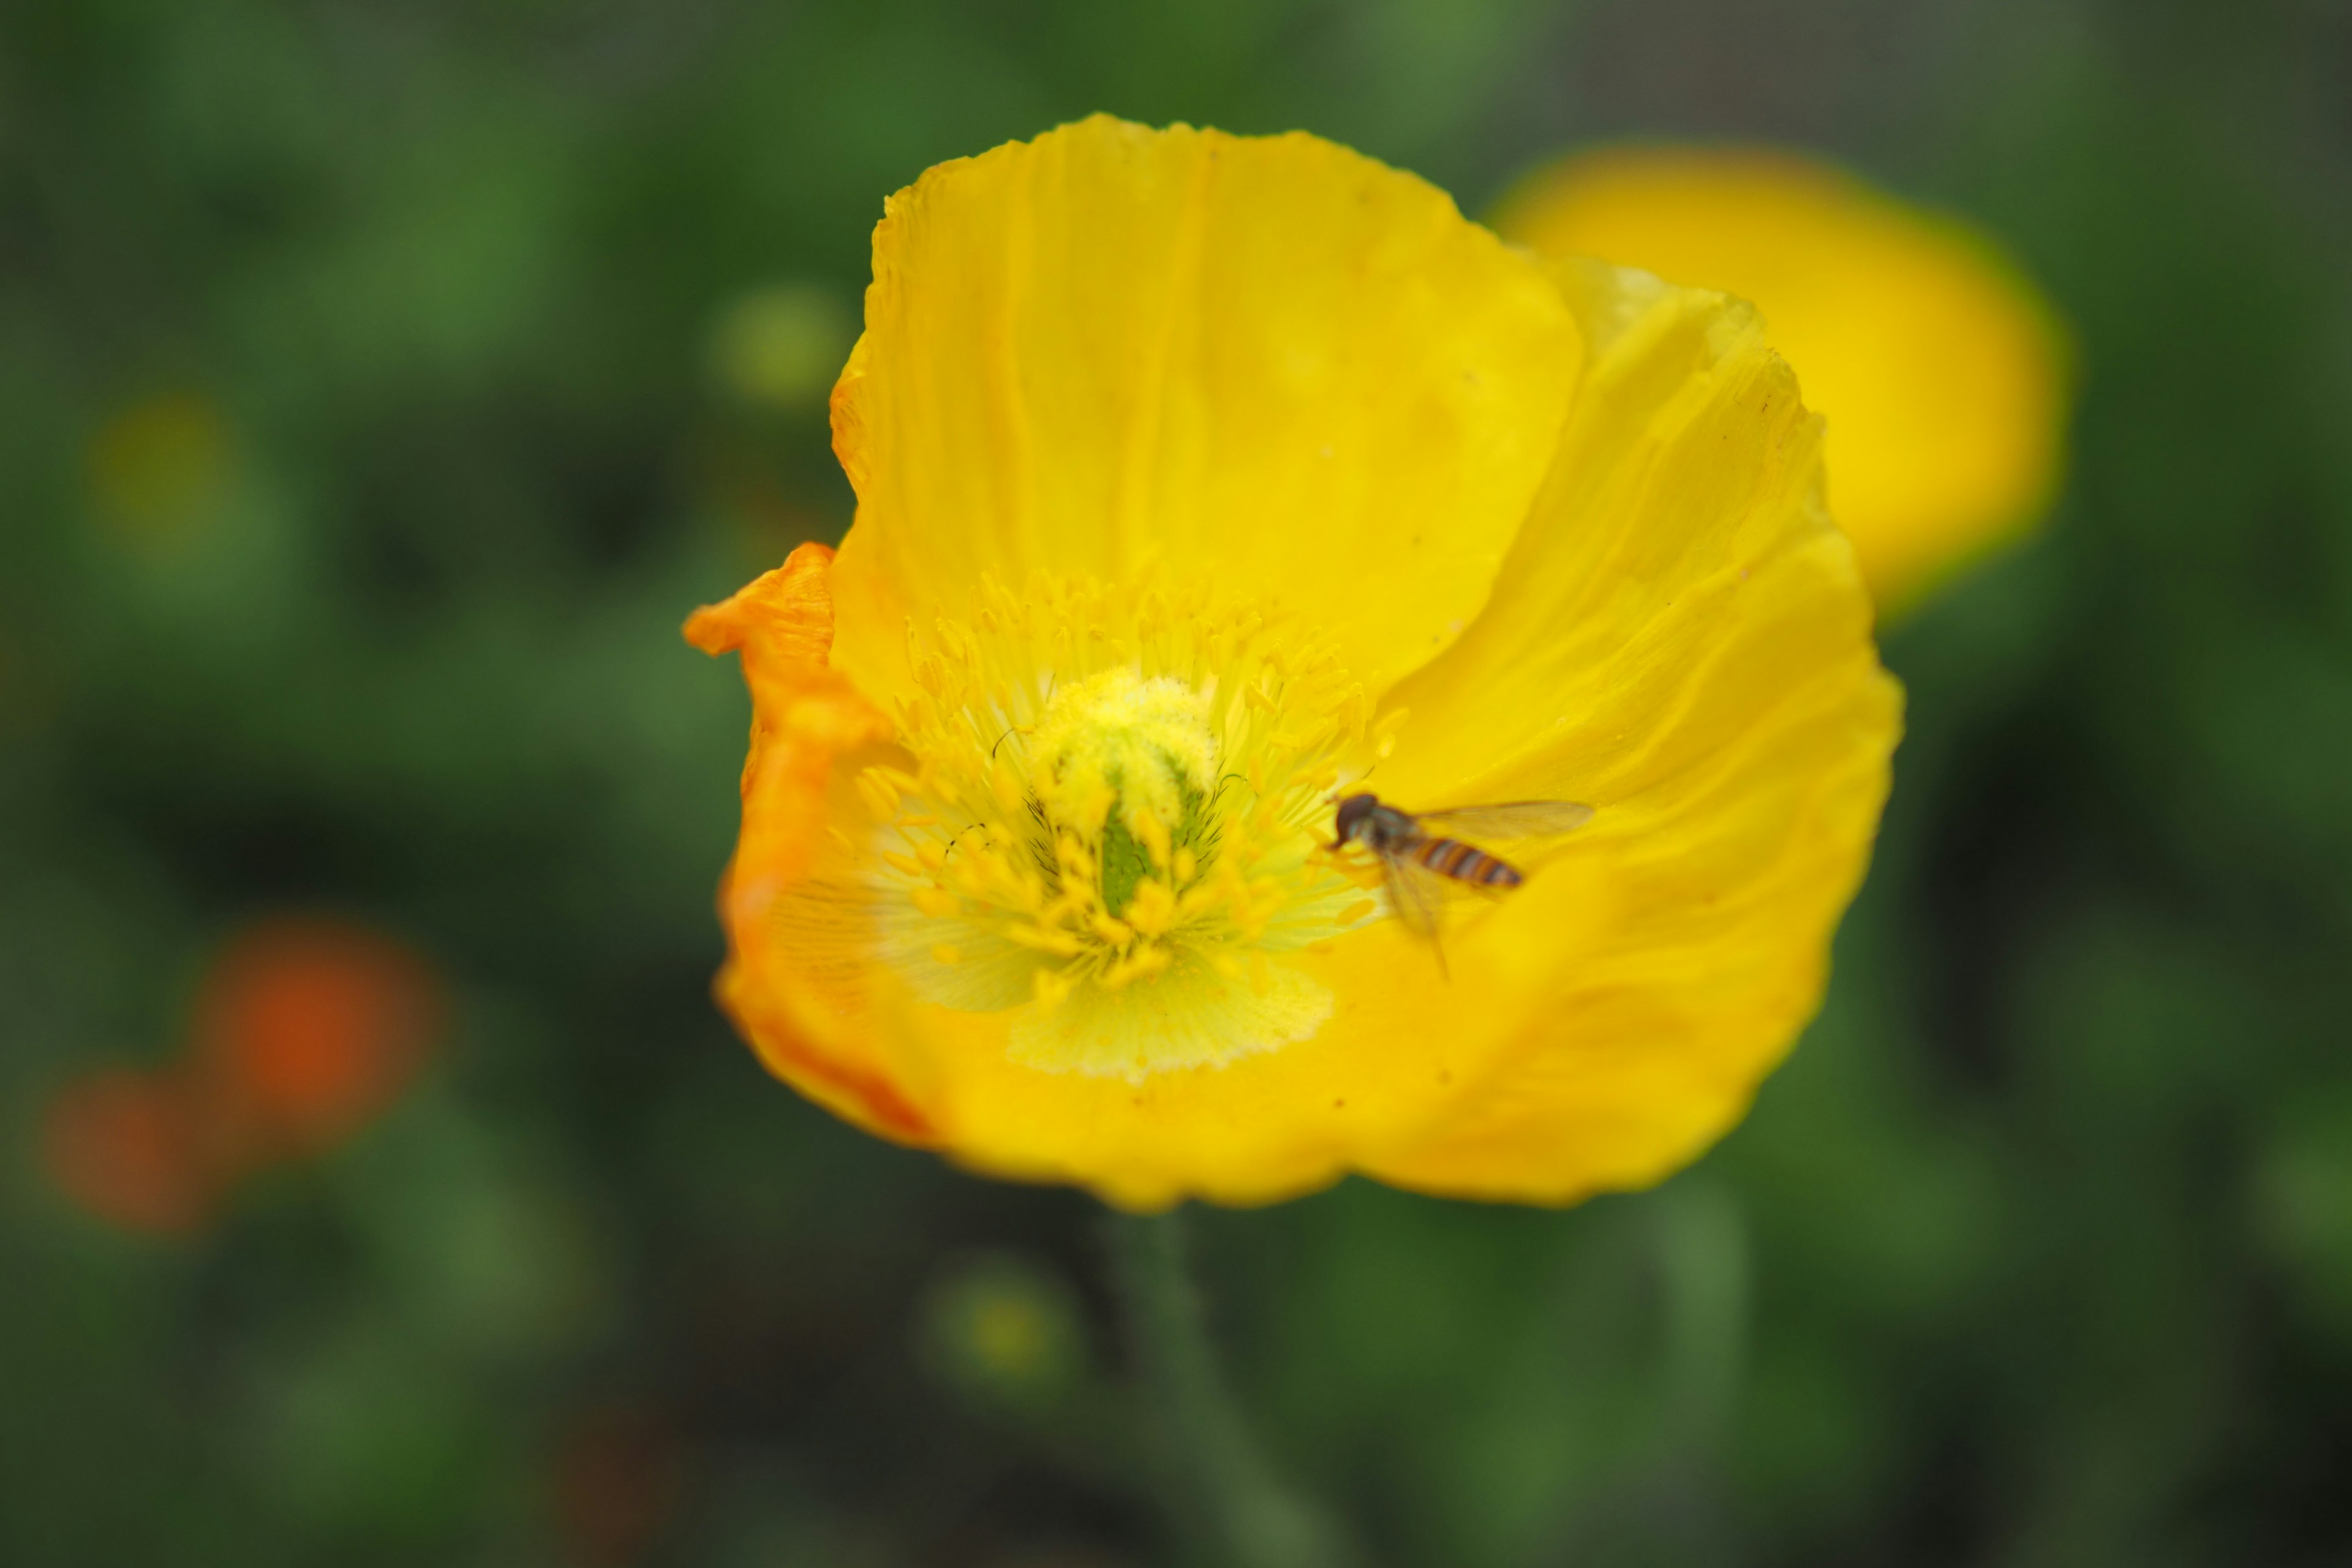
[1331,792,1381,850]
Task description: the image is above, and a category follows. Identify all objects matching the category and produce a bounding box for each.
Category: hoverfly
[1330,793,1594,950]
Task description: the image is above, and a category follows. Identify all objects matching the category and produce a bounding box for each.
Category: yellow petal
[1493,146,2068,612]
[1362,259,1901,1201]
[827,115,1583,703]
[912,853,1624,1210]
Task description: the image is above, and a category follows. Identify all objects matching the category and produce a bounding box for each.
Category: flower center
[861,575,1398,1080]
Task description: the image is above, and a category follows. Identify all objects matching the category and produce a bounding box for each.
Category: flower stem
[1107,1207,1358,1568]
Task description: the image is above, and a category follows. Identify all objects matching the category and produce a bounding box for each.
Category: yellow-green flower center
[1028,667,1217,937]
[862,575,1396,1081]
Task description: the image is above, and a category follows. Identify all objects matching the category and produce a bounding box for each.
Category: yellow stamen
[869,575,1370,1079]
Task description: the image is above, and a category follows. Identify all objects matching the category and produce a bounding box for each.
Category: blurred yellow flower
[1493,146,2069,612]
[688,118,1898,1210]
[921,1253,1086,1410]
[86,391,236,546]
[706,282,859,412]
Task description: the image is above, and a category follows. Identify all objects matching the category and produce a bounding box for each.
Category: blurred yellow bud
[86,392,236,546]
[706,281,856,412]
[1493,146,2070,615]
[918,1252,1086,1412]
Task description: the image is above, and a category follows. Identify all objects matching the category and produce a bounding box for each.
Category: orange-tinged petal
[688,542,938,1143]
[826,115,1583,704]
[1493,146,2068,612]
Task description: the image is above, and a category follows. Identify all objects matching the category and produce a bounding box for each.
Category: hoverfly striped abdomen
[1409,835,1525,888]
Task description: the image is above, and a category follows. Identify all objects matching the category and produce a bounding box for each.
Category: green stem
[1653,1177,1749,1450]
[1107,1207,1357,1568]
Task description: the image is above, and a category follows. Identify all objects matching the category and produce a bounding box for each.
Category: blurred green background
[7,1,2352,1564]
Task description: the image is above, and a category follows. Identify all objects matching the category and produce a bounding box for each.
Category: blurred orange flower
[189,918,443,1159]
[1493,146,2070,613]
[40,1068,219,1237]
[40,916,443,1235]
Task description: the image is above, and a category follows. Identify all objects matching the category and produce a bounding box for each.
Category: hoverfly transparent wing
[1378,852,1446,940]
[1378,850,1453,978]
[1411,801,1595,840]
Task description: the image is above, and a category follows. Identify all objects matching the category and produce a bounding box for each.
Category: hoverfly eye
[1333,794,1373,840]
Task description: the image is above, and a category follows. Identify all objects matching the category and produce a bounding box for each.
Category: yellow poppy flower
[1493,146,2069,612]
[688,117,1899,1210]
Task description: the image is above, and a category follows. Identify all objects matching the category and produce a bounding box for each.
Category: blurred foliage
[4,0,2351,1564]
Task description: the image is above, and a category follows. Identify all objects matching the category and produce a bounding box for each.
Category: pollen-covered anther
[868,576,1376,1079]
